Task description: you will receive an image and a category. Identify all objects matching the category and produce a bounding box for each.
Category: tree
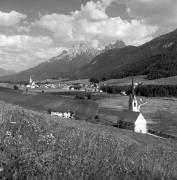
[13,85,19,90]
[89,78,99,84]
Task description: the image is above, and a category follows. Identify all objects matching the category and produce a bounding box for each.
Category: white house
[117,77,147,134]
[51,111,73,119]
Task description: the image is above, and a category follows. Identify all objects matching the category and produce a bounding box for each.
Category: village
[23,75,102,93]
[0,75,176,138]
[24,76,160,137]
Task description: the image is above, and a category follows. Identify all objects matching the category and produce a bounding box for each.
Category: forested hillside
[73,29,177,80]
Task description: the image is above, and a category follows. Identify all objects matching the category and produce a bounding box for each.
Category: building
[117,111,147,133]
[26,75,36,89]
[129,77,139,112]
[51,111,74,119]
[29,75,33,85]
[117,77,147,134]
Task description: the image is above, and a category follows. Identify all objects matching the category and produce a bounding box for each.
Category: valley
[0,86,177,137]
[1,1,177,179]
[2,28,177,82]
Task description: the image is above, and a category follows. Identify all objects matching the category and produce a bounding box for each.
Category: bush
[47,109,52,114]
[87,93,92,100]
[89,78,99,84]
[75,94,86,100]
[13,85,19,90]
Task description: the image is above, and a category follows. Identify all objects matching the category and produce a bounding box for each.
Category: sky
[0,0,177,71]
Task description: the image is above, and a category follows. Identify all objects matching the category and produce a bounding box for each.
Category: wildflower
[0,167,4,172]
[6,131,11,136]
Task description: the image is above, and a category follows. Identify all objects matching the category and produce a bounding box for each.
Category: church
[26,75,36,89]
[117,78,147,134]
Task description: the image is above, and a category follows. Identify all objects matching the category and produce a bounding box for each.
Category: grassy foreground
[0,101,177,180]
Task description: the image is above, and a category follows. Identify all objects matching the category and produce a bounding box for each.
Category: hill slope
[73,28,177,79]
[1,44,101,81]
[0,68,15,77]
[0,101,177,179]
[101,75,177,86]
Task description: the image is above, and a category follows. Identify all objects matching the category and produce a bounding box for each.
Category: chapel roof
[121,111,141,123]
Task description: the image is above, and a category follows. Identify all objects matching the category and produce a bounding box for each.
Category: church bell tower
[29,75,32,85]
[129,77,139,112]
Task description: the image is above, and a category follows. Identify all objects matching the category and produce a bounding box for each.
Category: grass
[0,87,98,120]
[0,87,177,136]
[0,101,177,179]
[97,95,177,136]
[101,75,177,86]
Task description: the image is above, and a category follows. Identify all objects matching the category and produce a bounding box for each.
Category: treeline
[99,54,177,81]
[101,85,177,97]
[101,85,131,94]
[0,80,29,85]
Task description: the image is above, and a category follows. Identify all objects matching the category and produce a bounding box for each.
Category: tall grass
[0,101,177,179]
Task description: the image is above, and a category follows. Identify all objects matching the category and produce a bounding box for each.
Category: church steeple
[132,77,135,98]
[29,75,32,85]
[129,77,139,112]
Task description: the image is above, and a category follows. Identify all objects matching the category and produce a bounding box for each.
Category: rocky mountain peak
[104,40,126,51]
[50,43,101,63]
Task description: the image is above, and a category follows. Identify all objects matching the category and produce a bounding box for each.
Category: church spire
[132,76,135,98]
[129,77,139,112]
[29,75,32,85]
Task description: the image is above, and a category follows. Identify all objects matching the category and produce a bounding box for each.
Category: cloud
[33,0,157,47]
[3,0,175,71]
[112,0,177,34]
[73,1,108,20]
[0,34,66,71]
[33,14,73,40]
[0,10,27,26]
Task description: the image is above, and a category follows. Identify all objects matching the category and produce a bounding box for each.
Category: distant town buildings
[24,77,102,93]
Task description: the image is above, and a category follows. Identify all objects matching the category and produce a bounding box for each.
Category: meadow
[0,87,98,120]
[102,75,177,86]
[97,95,177,136]
[0,87,177,136]
[0,101,177,179]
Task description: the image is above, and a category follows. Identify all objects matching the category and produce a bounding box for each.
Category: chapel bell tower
[129,77,139,112]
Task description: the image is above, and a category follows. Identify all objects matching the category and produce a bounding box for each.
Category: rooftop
[121,111,141,123]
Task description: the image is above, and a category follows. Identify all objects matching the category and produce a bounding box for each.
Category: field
[0,87,177,136]
[0,101,177,179]
[0,87,98,120]
[97,95,177,136]
[101,75,177,86]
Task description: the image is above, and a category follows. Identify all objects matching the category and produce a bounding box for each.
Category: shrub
[87,93,92,100]
[89,78,99,84]
[13,85,19,90]
[95,115,99,119]
[75,94,86,100]
[47,109,52,114]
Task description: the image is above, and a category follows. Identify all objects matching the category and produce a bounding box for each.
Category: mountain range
[73,28,177,80]
[1,43,102,81]
[1,28,177,81]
